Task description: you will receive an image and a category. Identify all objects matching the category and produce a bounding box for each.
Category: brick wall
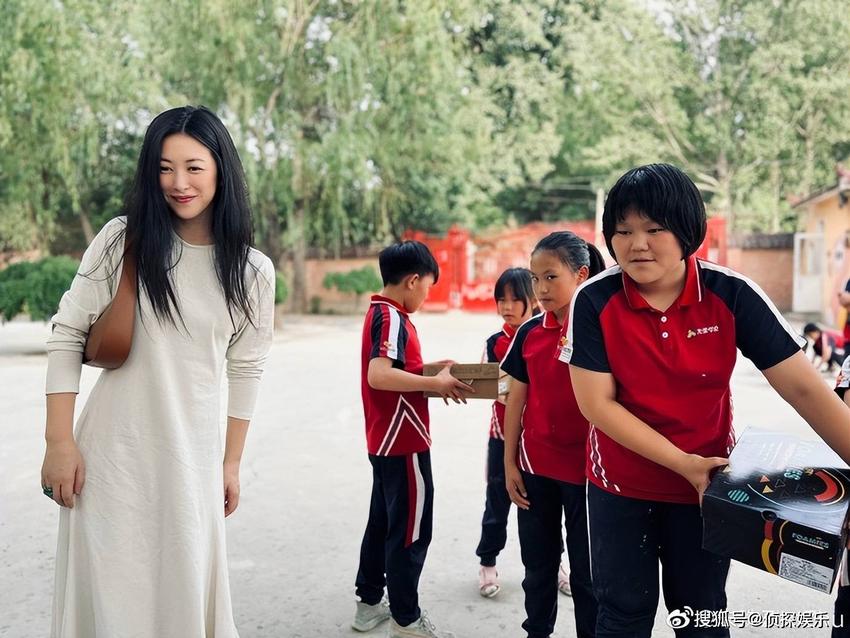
[287,256,381,314]
[726,247,793,312]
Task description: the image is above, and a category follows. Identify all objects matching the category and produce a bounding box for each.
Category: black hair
[602,163,706,261]
[97,105,256,326]
[803,322,821,334]
[378,241,440,286]
[494,267,534,315]
[532,231,606,278]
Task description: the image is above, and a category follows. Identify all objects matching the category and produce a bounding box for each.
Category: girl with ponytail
[500,231,604,638]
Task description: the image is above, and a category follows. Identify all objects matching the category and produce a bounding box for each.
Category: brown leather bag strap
[83,233,138,368]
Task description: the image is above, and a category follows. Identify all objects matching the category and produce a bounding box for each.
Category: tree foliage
[2,0,849,309]
[0,256,79,321]
[323,266,382,297]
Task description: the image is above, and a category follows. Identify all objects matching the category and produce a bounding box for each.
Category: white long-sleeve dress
[45,217,275,638]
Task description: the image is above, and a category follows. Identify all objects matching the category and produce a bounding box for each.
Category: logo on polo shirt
[557,335,572,362]
[687,325,720,339]
[384,340,397,356]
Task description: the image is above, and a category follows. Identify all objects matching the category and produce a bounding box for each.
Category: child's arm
[367,357,473,403]
[762,350,850,463]
[570,367,728,501]
[503,378,530,509]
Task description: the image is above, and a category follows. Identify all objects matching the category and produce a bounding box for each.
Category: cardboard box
[422,363,499,400]
[703,428,850,593]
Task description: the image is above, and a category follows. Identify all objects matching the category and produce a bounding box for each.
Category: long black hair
[103,105,256,326]
[532,231,606,279]
[494,267,534,315]
[602,163,706,261]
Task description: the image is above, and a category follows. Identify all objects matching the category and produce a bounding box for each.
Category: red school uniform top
[500,311,590,484]
[563,256,804,504]
[484,323,517,440]
[361,295,430,456]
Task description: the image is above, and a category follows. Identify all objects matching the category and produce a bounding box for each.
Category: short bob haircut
[602,163,706,261]
[494,267,534,316]
[378,241,440,286]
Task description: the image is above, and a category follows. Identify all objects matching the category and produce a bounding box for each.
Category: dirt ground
[0,312,841,637]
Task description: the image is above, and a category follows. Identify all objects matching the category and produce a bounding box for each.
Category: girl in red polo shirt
[501,232,605,638]
[566,163,850,638]
[476,268,535,598]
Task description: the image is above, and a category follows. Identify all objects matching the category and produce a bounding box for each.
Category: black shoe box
[702,428,850,593]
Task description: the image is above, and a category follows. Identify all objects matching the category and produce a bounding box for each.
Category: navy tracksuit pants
[476,438,513,566]
[518,471,597,638]
[587,483,730,637]
[355,452,434,626]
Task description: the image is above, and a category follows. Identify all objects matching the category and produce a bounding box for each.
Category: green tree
[561,0,850,231]
[0,0,155,251]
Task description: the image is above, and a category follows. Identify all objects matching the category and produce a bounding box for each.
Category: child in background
[566,163,850,637]
[803,322,846,372]
[353,241,472,638]
[476,268,535,597]
[502,232,604,638]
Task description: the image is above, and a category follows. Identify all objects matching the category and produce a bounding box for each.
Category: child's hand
[505,462,530,510]
[433,365,474,404]
[676,453,728,505]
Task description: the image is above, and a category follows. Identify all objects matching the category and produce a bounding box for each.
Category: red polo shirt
[361,295,430,456]
[563,256,804,504]
[484,323,517,440]
[500,312,589,484]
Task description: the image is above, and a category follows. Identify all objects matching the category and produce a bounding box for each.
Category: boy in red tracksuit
[352,241,472,638]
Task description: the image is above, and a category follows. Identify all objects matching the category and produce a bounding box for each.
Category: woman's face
[159,133,218,223]
[529,250,587,315]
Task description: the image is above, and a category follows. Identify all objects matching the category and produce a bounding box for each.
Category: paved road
[0,313,842,637]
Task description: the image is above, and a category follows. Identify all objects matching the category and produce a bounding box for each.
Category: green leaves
[322,266,382,297]
[0,256,79,321]
[2,0,848,264]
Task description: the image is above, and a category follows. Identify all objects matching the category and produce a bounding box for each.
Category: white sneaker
[558,563,572,597]
[352,599,391,632]
[388,610,455,638]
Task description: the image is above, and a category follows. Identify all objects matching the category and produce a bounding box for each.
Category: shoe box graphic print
[703,428,850,593]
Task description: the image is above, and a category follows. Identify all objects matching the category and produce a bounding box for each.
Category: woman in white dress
[40,106,275,637]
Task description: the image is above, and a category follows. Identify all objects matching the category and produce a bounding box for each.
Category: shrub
[0,257,80,322]
[274,271,288,305]
[322,265,382,309]
[0,261,36,321]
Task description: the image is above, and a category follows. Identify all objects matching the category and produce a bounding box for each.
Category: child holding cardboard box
[352,241,472,638]
[565,163,850,637]
[502,232,605,638]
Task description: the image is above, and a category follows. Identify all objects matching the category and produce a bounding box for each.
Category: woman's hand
[41,440,85,508]
[223,460,241,517]
[675,453,728,504]
[505,461,530,510]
